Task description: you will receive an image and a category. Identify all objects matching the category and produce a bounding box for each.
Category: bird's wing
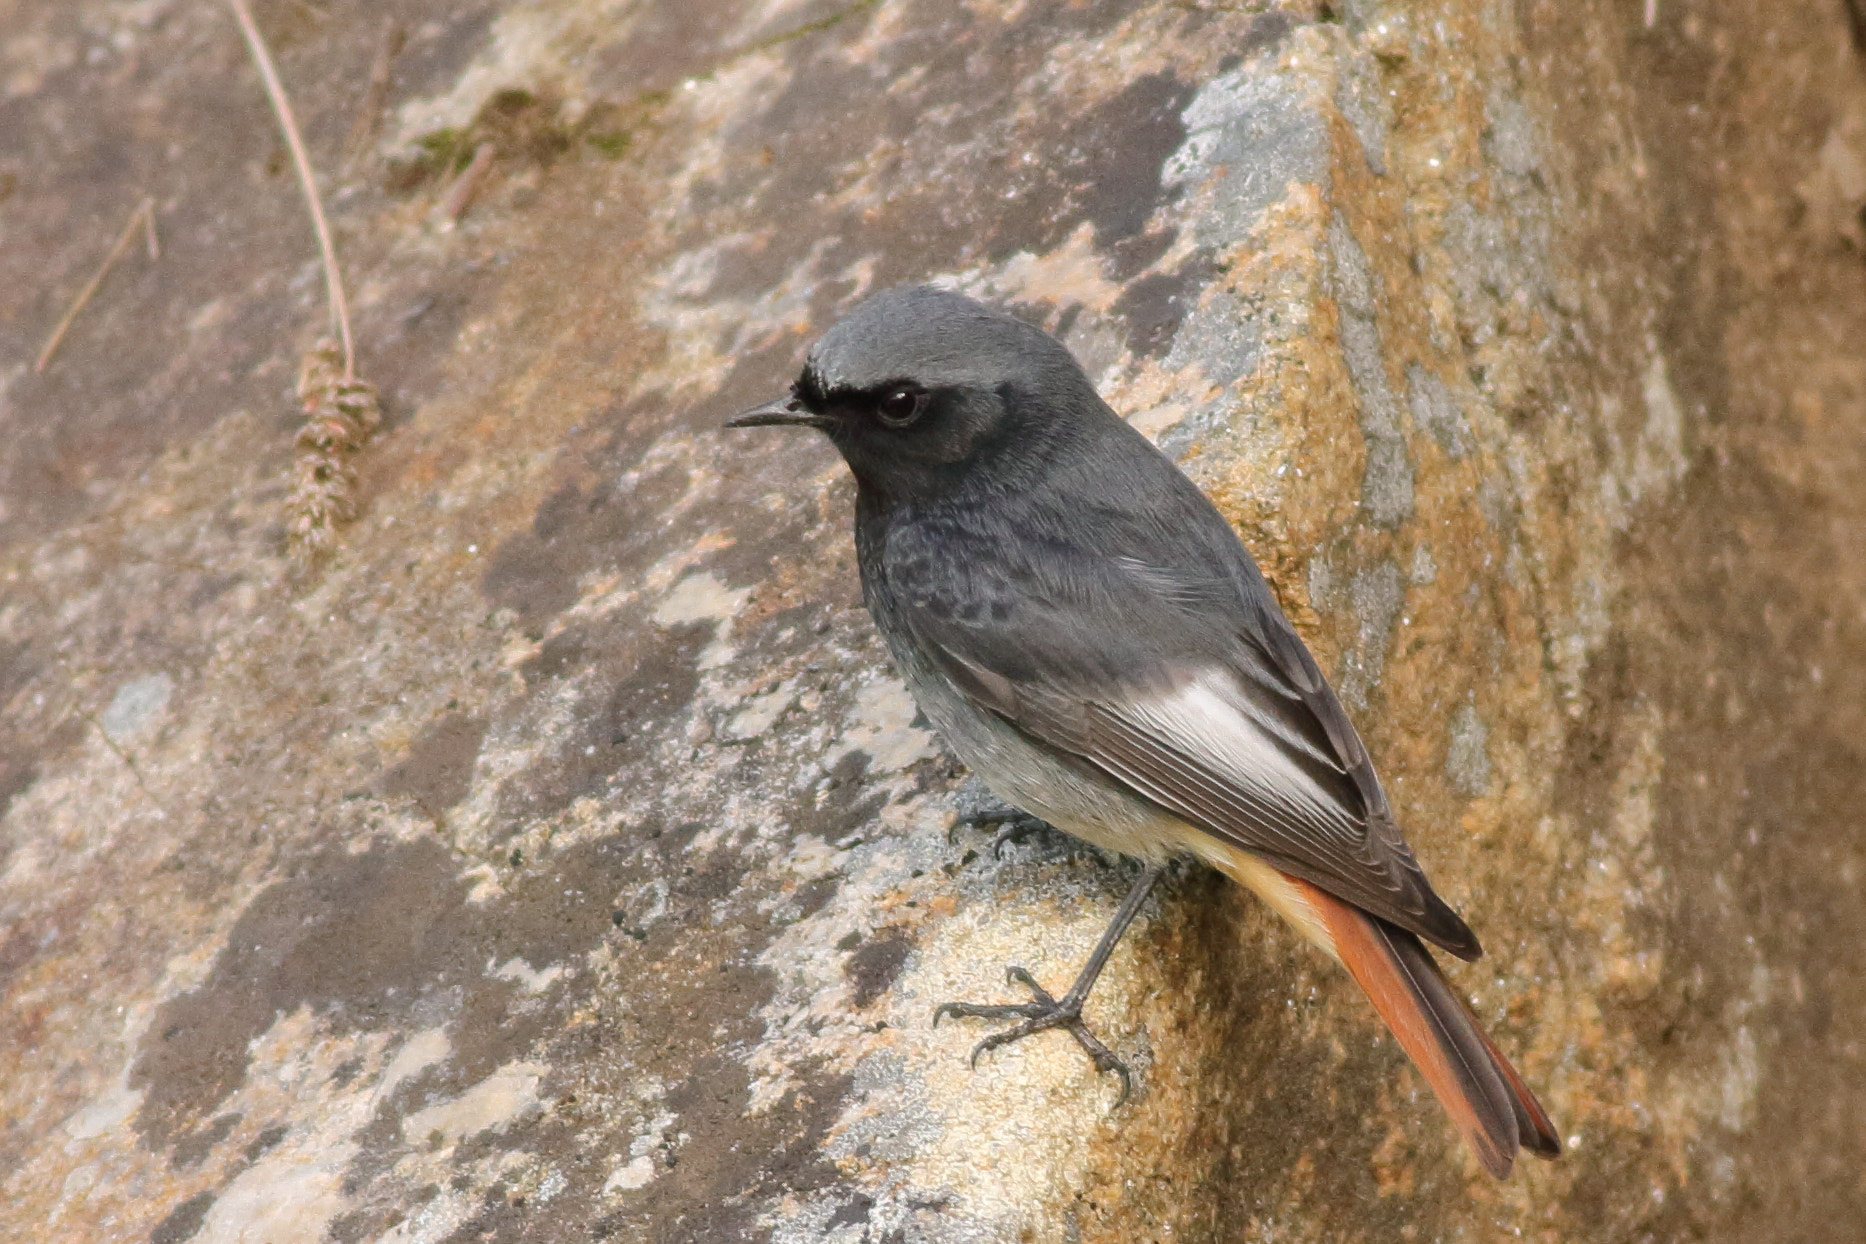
[884,507,1480,959]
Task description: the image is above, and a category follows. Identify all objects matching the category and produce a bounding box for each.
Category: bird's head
[727,285,1104,506]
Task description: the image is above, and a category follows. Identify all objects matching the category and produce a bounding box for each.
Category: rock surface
[2,0,1864,1240]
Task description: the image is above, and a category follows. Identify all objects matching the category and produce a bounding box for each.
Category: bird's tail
[1209,848,1560,1177]
[1292,873,1562,1177]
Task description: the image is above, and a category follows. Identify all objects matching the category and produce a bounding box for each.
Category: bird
[725,283,1561,1177]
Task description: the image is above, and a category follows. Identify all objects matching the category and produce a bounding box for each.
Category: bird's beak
[724,395,829,429]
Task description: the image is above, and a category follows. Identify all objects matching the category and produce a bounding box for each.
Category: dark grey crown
[805,286,1087,398]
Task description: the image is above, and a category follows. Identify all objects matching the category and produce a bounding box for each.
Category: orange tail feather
[1294,875,1561,1177]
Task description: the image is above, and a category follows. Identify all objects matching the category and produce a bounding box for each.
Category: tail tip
[1523,1121,1564,1161]
[1474,1119,1561,1179]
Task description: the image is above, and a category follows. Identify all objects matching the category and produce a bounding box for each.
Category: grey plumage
[726,284,1559,1174]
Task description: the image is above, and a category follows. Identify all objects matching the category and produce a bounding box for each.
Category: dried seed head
[287,337,382,559]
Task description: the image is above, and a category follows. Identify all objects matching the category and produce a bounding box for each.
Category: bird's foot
[933,966,1133,1105]
[982,815,1057,859]
[949,779,1063,858]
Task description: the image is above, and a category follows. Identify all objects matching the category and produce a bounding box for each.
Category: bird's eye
[875,387,924,427]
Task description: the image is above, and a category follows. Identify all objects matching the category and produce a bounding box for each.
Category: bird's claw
[952,808,1054,859]
[986,816,1054,859]
[948,780,1058,858]
[932,965,1135,1107]
[1004,964,1050,997]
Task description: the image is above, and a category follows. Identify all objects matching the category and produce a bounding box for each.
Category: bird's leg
[949,777,1062,858]
[933,863,1164,1105]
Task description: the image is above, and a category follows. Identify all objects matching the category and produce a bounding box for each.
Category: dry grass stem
[438,142,497,228]
[227,0,355,378]
[34,197,157,374]
[227,0,382,557]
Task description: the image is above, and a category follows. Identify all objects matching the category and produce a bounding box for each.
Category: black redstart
[727,284,1560,1177]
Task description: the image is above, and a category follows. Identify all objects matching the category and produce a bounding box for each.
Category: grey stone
[1331,218,1415,527]
[1337,561,1405,711]
[1407,362,1470,458]
[1165,69,1329,249]
[101,673,172,744]
[1,2,1863,1240]
[1446,703,1492,797]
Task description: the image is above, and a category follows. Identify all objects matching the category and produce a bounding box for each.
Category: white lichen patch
[100,672,172,744]
[194,1138,357,1244]
[461,862,506,904]
[972,222,1126,316]
[1717,1025,1760,1132]
[603,1154,656,1193]
[1633,353,1688,500]
[1445,702,1492,797]
[400,1061,549,1149]
[725,676,801,741]
[491,956,567,994]
[370,1187,480,1244]
[823,676,935,777]
[377,1028,453,1105]
[653,570,754,671]
[59,1068,143,1144]
[601,1108,677,1194]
